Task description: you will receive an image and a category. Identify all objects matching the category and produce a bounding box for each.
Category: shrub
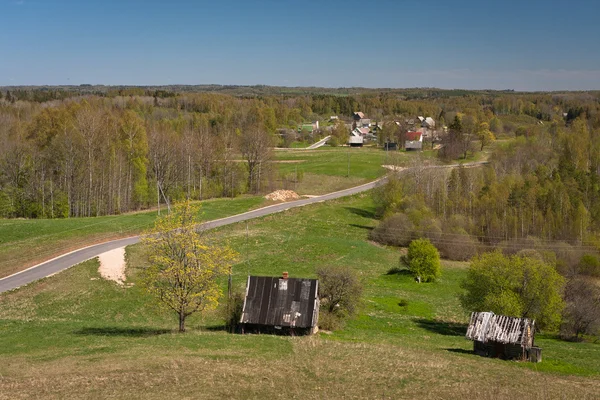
[318,310,344,331]
[220,288,246,333]
[578,254,600,278]
[402,238,441,283]
[435,231,479,261]
[316,266,363,330]
[369,213,413,246]
[460,250,565,330]
[560,277,600,341]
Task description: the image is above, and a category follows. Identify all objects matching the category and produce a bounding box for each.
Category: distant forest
[1,86,599,224]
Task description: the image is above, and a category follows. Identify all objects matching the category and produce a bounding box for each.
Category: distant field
[274,146,401,194]
[0,194,597,399]
[0,196,265,279]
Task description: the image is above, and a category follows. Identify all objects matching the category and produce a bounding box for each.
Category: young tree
[477,122,495,151]
[402,238,441,282]
[560,277,600,341]
[316,265,363,315]
[316,265,363,330]
[331,120,349,146]
[460,251,565,330]
[240,127,276,193]
[142,202,237,332]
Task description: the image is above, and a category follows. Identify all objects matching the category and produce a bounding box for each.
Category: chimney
[282,271,289,280]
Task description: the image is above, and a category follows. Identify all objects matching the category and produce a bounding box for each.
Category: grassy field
[274,146,403,194]
[0,194,598,399]
[0,146,399,277]
[0,196,265,279]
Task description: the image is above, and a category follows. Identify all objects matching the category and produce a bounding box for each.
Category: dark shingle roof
[240,276,319,329]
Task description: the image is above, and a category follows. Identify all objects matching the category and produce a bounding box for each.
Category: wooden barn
[239,273,320,335]
[465,312,542,362]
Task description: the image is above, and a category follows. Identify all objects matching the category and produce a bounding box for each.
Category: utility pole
[227,270,232,332]
[187,154,191,200]
[294,165,297,192]
[158,181,171,214]
[347,149,350,178]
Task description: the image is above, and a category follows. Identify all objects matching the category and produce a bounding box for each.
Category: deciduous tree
[460,251,565,330]
[142,202,237,332]
[402,238,441,282]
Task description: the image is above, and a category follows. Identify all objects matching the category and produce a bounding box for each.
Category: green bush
[579,254,600,277]
[460,250,565,330]
[402,238,441,283]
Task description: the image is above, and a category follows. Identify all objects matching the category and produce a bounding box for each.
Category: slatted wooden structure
[465,312,541,362]
[239,275,320,335]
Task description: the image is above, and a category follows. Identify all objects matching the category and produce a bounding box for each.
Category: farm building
[349,135,364,147]
[239,273,320,335]
[465,312,542,362]
[405,131,423,150]
[353,111,365,121]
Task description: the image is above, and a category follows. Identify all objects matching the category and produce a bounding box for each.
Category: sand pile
[98,247,127,285]
[265,190,301,202]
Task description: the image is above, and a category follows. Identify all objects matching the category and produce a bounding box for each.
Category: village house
[352,127,370,136]
[422,117,435,129]
[352,111,371,129]
[349,135,364,147]
[405,131,423,150]
[239,273,320,335]
[349,127,365,146]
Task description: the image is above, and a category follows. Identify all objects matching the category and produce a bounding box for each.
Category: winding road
[0,160,489,294]
[0,178,386,293]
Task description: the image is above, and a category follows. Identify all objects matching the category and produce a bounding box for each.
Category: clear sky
[1,0,599,91]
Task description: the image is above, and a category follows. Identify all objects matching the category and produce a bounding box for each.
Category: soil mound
[265,190,301,202]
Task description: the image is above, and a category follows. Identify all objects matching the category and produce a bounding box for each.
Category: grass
[0,194,598,399]
[274,146,402,195]
[0,196,265,278]
[0,146,413,275]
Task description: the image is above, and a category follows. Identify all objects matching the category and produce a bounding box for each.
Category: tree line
[371,113,600,276]
[1,88,599,218]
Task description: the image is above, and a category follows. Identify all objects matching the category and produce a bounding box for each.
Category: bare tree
[240,127,276,193]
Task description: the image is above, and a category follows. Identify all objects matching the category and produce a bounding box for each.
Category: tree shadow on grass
[74,327,172,337]
[349,224,374,231]
[413,318,467,337]
[386,267,412,276]
[344,207,377,220]
[203,324,228,332]
[446,348,473,355]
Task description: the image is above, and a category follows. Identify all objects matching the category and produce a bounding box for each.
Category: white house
[405,131,423,150]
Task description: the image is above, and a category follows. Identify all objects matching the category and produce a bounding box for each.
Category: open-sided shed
[465,312,541,362]
[240,274,319,335]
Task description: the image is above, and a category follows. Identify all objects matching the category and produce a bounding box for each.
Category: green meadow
[0,194,598,399]
[0,196,265,278]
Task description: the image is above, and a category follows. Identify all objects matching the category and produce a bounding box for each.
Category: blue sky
[1,0,599,90]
